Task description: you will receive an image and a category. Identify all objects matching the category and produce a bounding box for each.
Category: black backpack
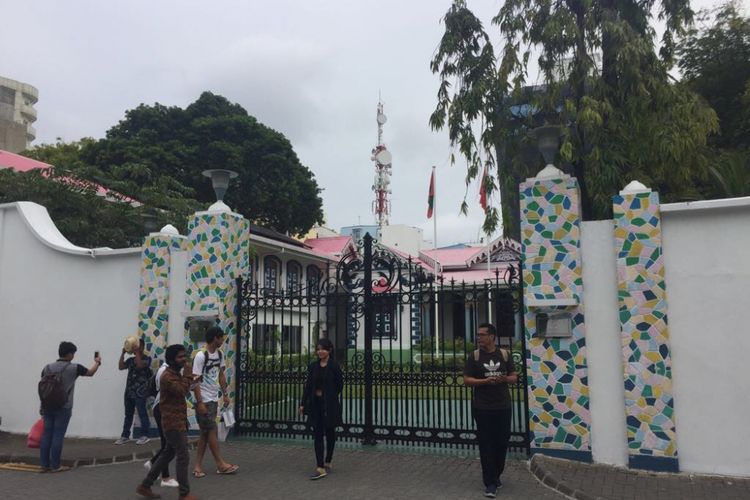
[146,368,159,398]
[38,362,71,410]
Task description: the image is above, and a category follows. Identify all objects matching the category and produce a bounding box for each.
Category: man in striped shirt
[136,344,198,500]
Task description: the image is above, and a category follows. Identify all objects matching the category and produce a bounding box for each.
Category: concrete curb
[529,454,602,500]
[0,441,198,470]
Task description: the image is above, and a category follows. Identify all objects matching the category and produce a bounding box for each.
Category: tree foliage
[431,0,718,236]
[0,165,144,248]
[81,92,324,235]
[676,1,750,199]
[677,1,750,151]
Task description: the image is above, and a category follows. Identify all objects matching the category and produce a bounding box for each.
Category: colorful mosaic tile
[520,176,591,453]
[137,234,187,367]
[184,212,250,426]
[613,191,677,462]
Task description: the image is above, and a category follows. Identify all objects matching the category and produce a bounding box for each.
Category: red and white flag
[479,166,488,213]
[427,170,435,219]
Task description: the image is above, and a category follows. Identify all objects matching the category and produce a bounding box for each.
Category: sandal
[216,464,239,475]
[192,470,206,478]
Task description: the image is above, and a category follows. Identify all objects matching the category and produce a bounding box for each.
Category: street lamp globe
[202,169,239,202]
[528,125,562,167]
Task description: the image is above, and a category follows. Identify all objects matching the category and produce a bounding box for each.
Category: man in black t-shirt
[464,323,518,498]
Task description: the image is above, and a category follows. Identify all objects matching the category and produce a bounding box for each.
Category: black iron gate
[235,234,529,453]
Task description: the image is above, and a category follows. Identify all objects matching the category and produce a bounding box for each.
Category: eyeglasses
[475,333,491,338]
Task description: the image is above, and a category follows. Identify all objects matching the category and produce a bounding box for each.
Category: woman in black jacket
[298,338,343,480]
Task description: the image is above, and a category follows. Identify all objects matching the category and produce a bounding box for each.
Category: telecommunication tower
[371,101,392,228]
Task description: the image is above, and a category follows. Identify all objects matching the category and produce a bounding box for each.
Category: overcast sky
[1,0,729,245]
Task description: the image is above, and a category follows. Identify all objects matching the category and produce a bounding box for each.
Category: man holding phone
[39,342,101,472]
[137,344,198,500]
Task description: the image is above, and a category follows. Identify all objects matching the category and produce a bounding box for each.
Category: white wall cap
[159,224,180,236]
[194,201,242,217]
[208,200,231,213]
[529,164,568,181]
[620,180,651,195]
[661,196,750,213]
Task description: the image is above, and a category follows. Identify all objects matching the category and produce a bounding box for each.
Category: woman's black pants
[312,398,336,467]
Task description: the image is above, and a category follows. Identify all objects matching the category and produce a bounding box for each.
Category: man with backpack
[115,337,152,445]
[463,323,518,498]
[39,341,101,472]
[143,359,179,488]
[191,326,238,477]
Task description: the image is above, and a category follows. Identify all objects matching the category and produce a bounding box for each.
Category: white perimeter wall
[580,220,629,466]
[661,200,750,476]
[0,203,141,438]
[579,199,750,477]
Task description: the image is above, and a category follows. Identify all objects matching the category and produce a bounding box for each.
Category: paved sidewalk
[1,437,560,500]
[531,454,750,500]
[3,432,750,499]
[0,431,174,467]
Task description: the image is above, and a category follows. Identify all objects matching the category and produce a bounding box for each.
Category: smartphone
[95,351,100,365]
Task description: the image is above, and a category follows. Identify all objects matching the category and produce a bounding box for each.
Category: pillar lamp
[528,125,562,168]
[202,169,238,212]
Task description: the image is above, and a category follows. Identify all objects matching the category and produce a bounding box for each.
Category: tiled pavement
[2,432,750,499]
[0,438,561,500]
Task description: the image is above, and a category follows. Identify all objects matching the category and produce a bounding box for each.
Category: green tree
[675,1,750,198]
[82,92,325,235]
[677,1,750,151]
[431,0,717,236]
[24,138,197,240]
[0,167,144,248]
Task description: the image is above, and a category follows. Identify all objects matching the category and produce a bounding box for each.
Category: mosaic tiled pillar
[137,232,187,366]
[520,171,592,461]
[185,211,250,412]
[613,187,678,472]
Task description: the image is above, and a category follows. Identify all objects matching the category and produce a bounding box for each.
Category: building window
[282,326,302,354]
[286,261,301,294]
[306,265,321,296]
[373,295,398,339]
[252,324,278,353]
[0,86,15,105]
[264,256,281,292]
[251,324,302,354]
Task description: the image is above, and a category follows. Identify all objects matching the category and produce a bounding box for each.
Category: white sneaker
[143,460,152,472]
[160,478,179,488]
[136,436,151,445]
[114,437,129,445]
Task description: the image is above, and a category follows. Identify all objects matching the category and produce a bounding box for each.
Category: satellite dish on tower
[374,149,392,165]
[377,113,387,125]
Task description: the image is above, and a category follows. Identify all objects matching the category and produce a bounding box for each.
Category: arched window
[306,265,322,296]
[263,256,282,292]
[286,260,301,294]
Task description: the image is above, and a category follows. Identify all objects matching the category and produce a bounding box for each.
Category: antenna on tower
[371,98,392,229]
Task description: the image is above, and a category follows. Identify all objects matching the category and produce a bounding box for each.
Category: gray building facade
[0,76,38,153]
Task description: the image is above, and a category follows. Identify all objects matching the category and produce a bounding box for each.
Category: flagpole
[432,165,440,360]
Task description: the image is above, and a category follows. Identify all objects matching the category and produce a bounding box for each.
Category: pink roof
[304,236,352,256]
[0,149,140,205]
[383,245,431,271]
[439,266,512,285]
[0,149,52,172]
[421,247,483,267]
